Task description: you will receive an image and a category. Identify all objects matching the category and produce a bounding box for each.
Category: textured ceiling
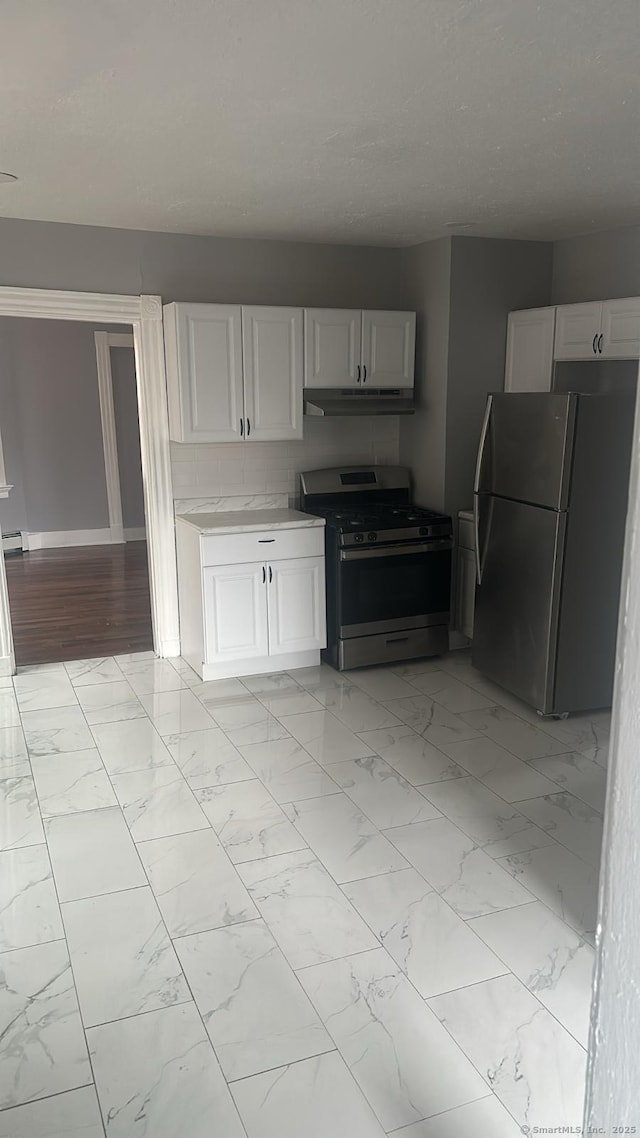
[0,0,639,245]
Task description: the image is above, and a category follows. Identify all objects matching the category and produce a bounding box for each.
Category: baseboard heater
[2,531,24,555]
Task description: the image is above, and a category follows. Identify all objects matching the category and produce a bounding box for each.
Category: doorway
[0,286,179,675]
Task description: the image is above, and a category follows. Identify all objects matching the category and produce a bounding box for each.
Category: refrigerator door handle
[474,395,493,494]
[474,494,483,584]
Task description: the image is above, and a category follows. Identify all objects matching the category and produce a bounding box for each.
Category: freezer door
[475,392,577,510]
[472,494,566,713]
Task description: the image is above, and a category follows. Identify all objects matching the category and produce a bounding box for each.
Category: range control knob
[367,532,377,542]
[354,533,365,544]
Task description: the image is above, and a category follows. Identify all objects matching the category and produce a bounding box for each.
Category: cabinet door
[164,303,243,442]
[361,311,416,388]
[504,308,556,392]
[601,297,640,359]
[267,556,326,656]
[203,562,268,664]
[455,546,476,641]
[242,306,303,441]
[554,302,602,360]
[304,309,362,388]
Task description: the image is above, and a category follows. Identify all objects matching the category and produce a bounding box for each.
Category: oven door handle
[340,539,452,561]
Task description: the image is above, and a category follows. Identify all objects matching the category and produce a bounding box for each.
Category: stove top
[310,503,448,533]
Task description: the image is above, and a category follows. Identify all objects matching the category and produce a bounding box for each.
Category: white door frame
[94,330,146,543]
[0,288,179,674]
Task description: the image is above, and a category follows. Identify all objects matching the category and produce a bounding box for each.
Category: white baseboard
[0,655,13,677]
[26,528,116,551]
[124,527,147,541]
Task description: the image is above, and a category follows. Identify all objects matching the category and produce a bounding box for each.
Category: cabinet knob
[598,333,603,354]
[363,364,367,383]
[592,334,598,355]
[247,418,251,436]
[240,418,244,437]
[269,565,273,583]
[357,364,361,383]
[262,566,266,584]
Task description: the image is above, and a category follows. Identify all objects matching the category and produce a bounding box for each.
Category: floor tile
[0,725,29,778]
[359,726,467,785]
[386,819,534,919]
[111,765,209,841]
[0,1085,104,1138]
[514,791,603,867]
[497,844,599,941]
[124,658,188,695]
[207,695,289,746]
[539,711,611,765]
[76,681,145,726]
[190,677,249,708]
[279,709,375,765]
[384,695,481,746]
[0,940,91,1110]
[139,689,215,735]
[299,947,488,1131]
[429,974,587,1131]
[292,663,355,691]
[238,848,378,969]
[45,808,146,902]
[30,748,116,816]
[285,793,409,882]
[168,656,201,686]
[461,706,568,761]
[0,776,45,850]
[529,751,608,812]
[440,736,561,802]
[405,669,496,713]
[240,737,338,802]
[240,671,302,694]
[138,828,257,937]
[230,1050,386,1138]
[0,690,21,728]
[0,844,63,952]
[196,779,306,863]
[326,755,442,828]
[22,706,94,756]
[175,919,333,1080]
[13,671,78,712]
[255,687,325,718]
[164,726,253,788]
[91,717,174,775]
[15,662,67,675]
[88,1001,245,1138]
[114,650,156,666]
[388,1094,524,1137]
[344,869,508,998]
[345,665,423,702]
[420,776,555,858]
[63,886,190,1027]
[65,656,125,686]
[313,684,403,732]
[469,901,595,1046]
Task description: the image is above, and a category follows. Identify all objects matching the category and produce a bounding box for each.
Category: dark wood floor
[5,542,154,666]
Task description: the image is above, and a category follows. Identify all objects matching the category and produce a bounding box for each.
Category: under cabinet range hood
[303,388,415,416]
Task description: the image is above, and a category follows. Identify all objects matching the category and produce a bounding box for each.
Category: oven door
[338,539,452,637]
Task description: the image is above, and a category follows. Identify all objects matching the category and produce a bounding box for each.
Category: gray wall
[552,224,640,304]
[0,216,412,308]
[399,238,452,510]
[111,347,145,531]
[445,236,554,516]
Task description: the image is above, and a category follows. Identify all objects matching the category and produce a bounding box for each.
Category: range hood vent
[304,388,415,417]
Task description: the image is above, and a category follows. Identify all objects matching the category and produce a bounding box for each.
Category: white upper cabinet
[164,303,243,443]
[304,309,361,388]
[600,297,640,358]
[164,302,303,443]
[504,307,556,392]
[242,306,303,440]
[361,310,416,388]
[554,302,604,360]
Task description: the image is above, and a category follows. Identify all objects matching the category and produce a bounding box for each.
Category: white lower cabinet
[268,557,326,655]
[177,519,327,680]
[203,562,270,664]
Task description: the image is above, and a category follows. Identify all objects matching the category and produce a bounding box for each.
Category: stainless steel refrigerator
[472,390,634,715]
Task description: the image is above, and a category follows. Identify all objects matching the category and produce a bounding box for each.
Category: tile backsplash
[171,417,400,505]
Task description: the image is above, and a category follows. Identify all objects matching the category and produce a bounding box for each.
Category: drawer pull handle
[258,539,275,543]
[386,636,409,644]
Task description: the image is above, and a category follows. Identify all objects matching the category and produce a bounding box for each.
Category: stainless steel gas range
[300,466,453,670]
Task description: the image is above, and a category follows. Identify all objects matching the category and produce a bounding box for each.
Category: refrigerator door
[475,392,578,510]
[472,494,567,713]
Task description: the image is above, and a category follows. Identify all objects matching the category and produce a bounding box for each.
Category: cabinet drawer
[201,527,324,567]
[458,517,475,550]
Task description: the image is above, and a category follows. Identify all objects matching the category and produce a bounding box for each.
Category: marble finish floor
[0,649,607,1137]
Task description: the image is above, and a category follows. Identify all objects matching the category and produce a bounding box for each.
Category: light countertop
[175,508,325,535]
